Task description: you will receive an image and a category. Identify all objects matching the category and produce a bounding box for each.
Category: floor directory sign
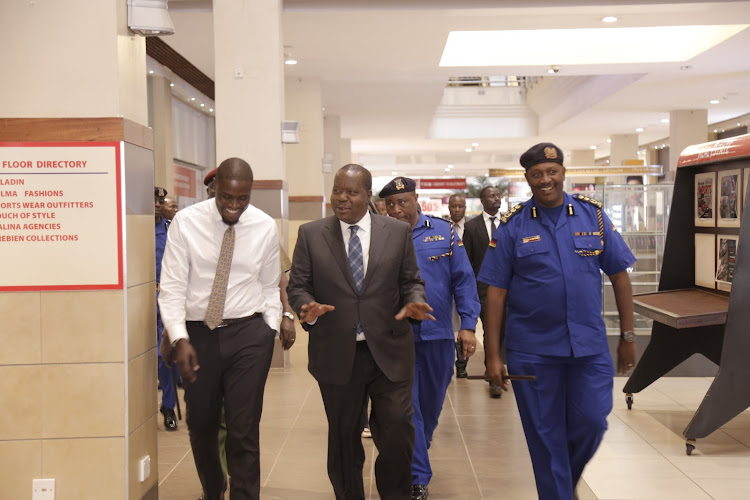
[0,142,123,290]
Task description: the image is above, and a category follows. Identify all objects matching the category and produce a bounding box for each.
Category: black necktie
[489,216,497,237]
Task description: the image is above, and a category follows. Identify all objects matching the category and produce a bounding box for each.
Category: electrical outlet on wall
[138,455,151,482]
[32,478,55,500]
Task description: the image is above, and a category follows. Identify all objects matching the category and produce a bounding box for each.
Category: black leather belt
[216,312,263,328]
[188,312,263,328]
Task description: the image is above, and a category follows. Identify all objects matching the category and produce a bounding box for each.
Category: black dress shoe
[161,406,178,431]
[456,366,468,378]
[411,484,428,500]
[489,381,503,399]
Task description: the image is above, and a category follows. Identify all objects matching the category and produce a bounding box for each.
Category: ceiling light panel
[440,25,748,66]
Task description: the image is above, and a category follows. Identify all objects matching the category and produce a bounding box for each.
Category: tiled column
[0,1,157,499]
[148,75,175,194]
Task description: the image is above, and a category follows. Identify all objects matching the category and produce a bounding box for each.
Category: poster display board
[695,172,715,227]
[0,142,122,290]
[717,169,741,228]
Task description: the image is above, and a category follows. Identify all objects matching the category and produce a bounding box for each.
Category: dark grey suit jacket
[287,214,426,385]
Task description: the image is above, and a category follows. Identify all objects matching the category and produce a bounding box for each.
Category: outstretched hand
[299,301,335,323]
[395,302,435,321]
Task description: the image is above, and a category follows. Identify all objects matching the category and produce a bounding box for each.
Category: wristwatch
[620,330,636,343]
[282,311,295,321]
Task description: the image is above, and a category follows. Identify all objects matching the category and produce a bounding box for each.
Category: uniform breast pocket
[418,243,451,262]
[514,240,551,278]
[573,235,603,256]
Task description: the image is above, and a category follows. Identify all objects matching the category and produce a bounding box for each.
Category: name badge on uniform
[423,235,445,243]
[522,235,541,243]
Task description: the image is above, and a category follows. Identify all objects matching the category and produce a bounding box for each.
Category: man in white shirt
[159,158,281,500]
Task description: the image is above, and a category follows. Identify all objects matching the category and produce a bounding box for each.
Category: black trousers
[184,315,275,500]
[319,341,415,500]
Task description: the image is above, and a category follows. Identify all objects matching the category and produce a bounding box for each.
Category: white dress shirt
[482,211,500,239]
[158,199,281,343]
[339,211,371,341]
[453,216,466,240]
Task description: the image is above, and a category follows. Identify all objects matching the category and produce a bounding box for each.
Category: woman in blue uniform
[479,143,637,500]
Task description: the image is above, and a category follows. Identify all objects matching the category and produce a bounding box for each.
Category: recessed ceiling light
[662,144,666,148]
[710,99,720,104]
[661,118,670,124]
[635,127,644,132]
[440,25,748,66]
[170,83,174,87]
[209,108,214,112]
[200,103,205,107]
[606,138,612,143]
[284,59,298,65]
[191,97,196,101]
[448,164,454,169]
[602,16,618,23]
[392,171,397,175]
[465,148,473,153]
[589,145,597,150]
[471,142,479,147]
[738,123,742,126]
[714,129,718,133]
[444,168,451,172]
[148,70,154,74]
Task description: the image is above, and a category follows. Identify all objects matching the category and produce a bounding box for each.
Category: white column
[213,0,285,180]
[669,109,709,179]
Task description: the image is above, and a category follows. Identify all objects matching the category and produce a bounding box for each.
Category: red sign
[418,178,466,189]
[677,134,750,167]
[174,165,197,198]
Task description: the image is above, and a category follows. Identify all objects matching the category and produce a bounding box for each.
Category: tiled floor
[157,329,750,499]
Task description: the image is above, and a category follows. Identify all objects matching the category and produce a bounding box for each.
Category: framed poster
[695,233,716,288]
[716,234,739,292]
[717,169,741,228]
[695,172,715,227]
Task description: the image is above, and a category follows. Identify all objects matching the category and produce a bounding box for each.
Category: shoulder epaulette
[427,214,450,226]
[499,203,524,224]
[573,193,602,208]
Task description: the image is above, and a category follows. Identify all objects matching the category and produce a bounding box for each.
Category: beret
[379,177,417,198]
[204,168,218,186]
[520,143,564,170]
[154,186,168,198]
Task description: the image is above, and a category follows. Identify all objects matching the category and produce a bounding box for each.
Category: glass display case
[593,183,674,335]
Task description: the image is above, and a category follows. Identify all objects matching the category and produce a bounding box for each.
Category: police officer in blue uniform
[155,186,179,431]
[479,143,638,500]
[381,177,480,500]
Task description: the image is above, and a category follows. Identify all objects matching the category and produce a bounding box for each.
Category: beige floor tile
[154,332,750,500]
[692,478,750,500]
[585,475,713,500]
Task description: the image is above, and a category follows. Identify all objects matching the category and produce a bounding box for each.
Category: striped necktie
[348,225,364,292]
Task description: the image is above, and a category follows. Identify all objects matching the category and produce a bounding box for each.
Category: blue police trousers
[507,349,614,500]
[411,339,456,485]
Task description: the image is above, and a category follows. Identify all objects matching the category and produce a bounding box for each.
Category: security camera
[547,65,560,74]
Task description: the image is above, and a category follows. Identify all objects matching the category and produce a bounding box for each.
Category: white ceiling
[166,0,750,176]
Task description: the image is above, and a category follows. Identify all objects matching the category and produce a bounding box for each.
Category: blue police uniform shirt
[478,192,635,357]
[155,216,169,282]
[411,212,480,342]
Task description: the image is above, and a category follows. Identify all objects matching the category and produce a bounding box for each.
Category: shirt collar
[483,211,499,222]
[339,210,372,235]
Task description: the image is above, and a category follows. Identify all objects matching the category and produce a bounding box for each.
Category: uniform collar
[415,211,432,229]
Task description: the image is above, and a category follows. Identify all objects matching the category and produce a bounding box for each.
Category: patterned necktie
[204,225,235,330]
[348,225,365,292]
[489,216,497,237]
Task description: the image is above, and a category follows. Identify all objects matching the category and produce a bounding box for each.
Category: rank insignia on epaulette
[489,239,497,248]
[423,235,445,243]
[500,203,524,224]
[522,235,541,243]
[573,193,602,208]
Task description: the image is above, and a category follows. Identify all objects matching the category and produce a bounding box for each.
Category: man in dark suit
[287,164,434,500]
[462,186,504,398]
